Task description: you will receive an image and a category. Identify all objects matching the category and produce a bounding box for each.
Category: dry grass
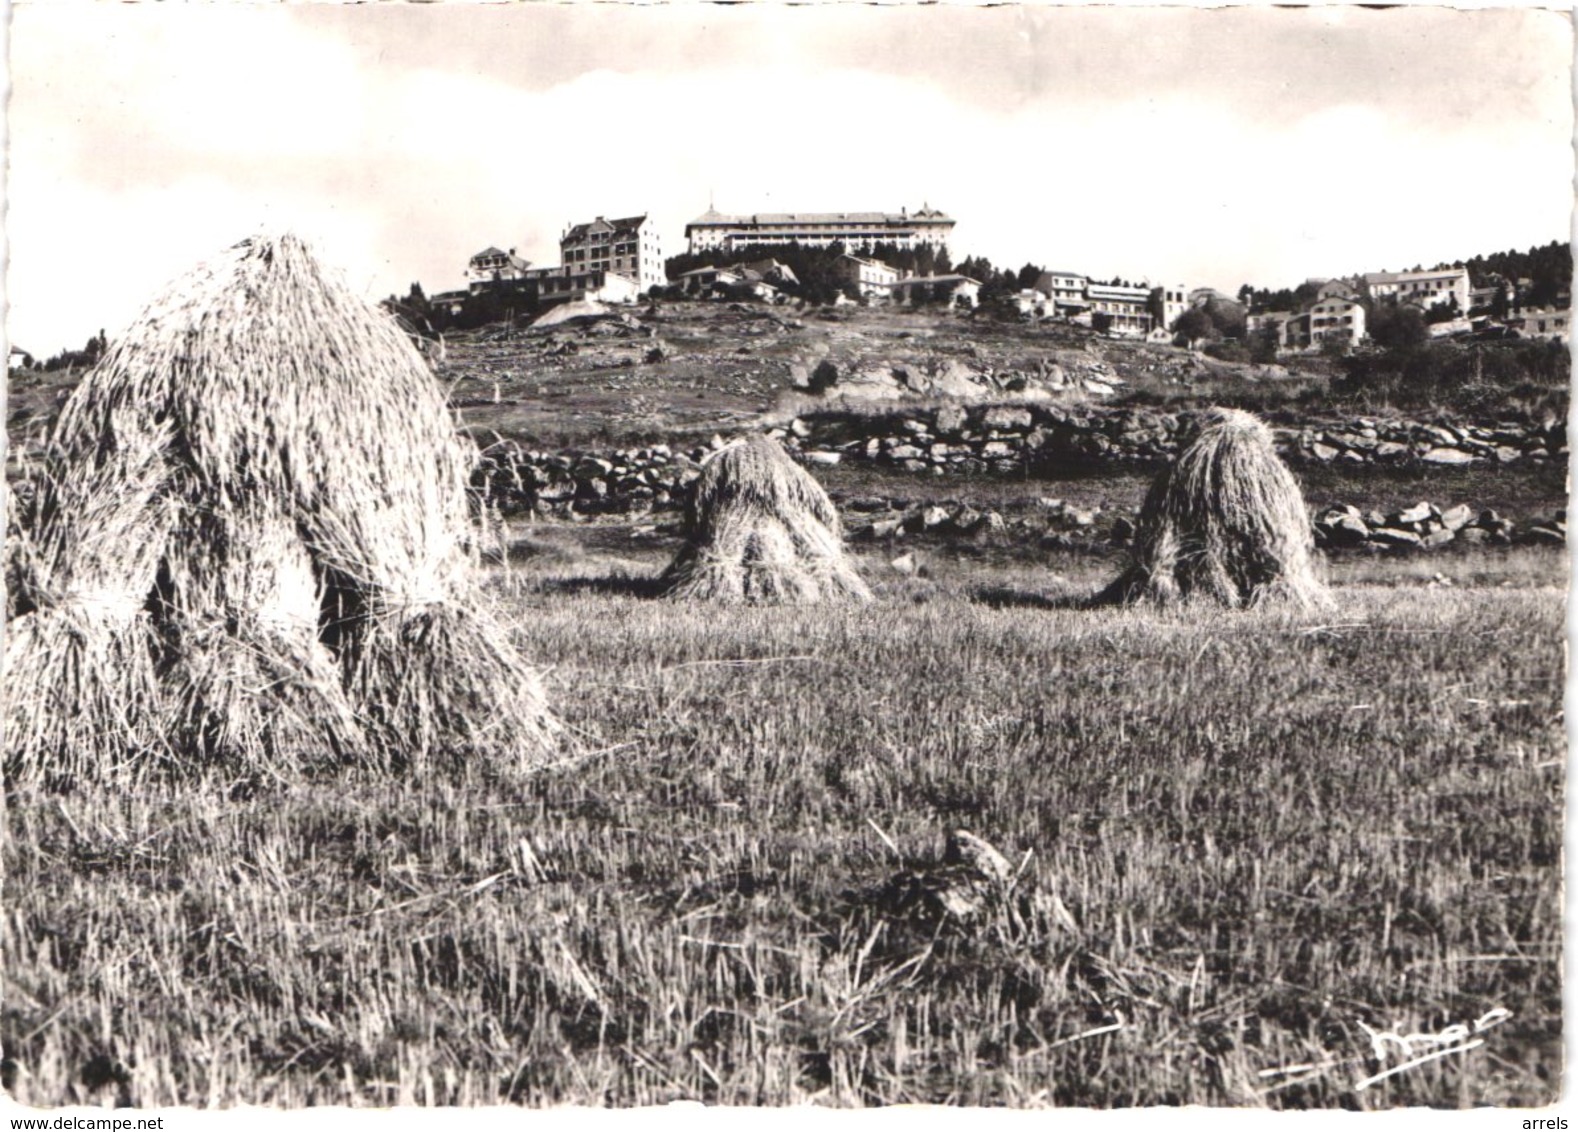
[1101,407,1329,610]
[1,542,1562,1109]
[663,435,871,603]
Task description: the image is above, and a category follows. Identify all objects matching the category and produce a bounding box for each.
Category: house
[736,259,800,288]
[1083,282,1154,337]
[528,266,640,308]
[560,215,664,295]
[1361,267,1471,312]
[1510,307,1570,342]
[1153,285,1190,335]
[886,273,981,309]
[428,290,470,317]
[676,265,743,296]
[1316,279,1360,301]
[1305,294,1366,350]
[467,246,531,292]
[1033,271,1089,316]
[1246,310,1294,336]
[1011,289,1050,317]
[833,254,900,300]
[685,205,954,255]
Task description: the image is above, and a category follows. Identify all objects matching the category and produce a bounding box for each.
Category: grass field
[2,539,1563,1109]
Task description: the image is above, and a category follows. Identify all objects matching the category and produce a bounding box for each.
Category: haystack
[1098,407,1328,609]
[662,435,871,603]
[5,233,558,784]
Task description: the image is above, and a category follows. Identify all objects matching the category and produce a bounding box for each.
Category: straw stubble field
[2,544,1563,1109]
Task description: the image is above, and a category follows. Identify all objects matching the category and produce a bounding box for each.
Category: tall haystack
[5,234,558,784]
[662,435,871,603]
[1098,407,1329,610]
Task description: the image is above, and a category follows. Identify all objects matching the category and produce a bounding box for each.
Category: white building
[467,246,531,292]
[685,205,954,255]
[561,215,665,295]
[1362,267,1471,312]
[833,254,901,300]
[1154,284,1190,335]
[1033,271,1090,316]
[886,273,981,309]
[1512,307,1570,342]
[1083,282,1154,337]
[1305,294,1366,350]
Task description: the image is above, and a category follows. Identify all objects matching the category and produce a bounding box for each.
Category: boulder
[1440,504,1474,531]
[1421,447,1475,465]
[1368,527,1422,548]
[982,406,1034,431]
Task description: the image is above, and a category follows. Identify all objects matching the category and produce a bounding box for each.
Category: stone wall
[769,403,1568,473]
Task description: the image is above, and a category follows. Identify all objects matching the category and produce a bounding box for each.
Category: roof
[1363,267,1468,285]
[470,246,508,261]
[1040,270,1087,280]
[686,207,954,228]
[889,273,981,288]
[562,214,649,242]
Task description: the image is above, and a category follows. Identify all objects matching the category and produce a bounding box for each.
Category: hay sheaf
[5,233,558,786]
[663,435,871,603]
[1099,407,1329,610]
[3,429,173,783]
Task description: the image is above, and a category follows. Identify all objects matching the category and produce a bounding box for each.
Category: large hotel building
[685,205,954,255]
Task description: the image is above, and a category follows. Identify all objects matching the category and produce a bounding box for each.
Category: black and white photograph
[1,0,1570,1114]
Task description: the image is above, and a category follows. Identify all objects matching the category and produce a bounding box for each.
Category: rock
[953,507,983,533]
[1084,379,1116,396]
[1440,504,1474,531]
[981,511,1006,532]
[1422,528,1457,549]
[869,518,903,539]
[1374,441,1410,459]
[1421,447,1475,465]
[804,450,841,467]
[1066,508,1096,528]
[1457,526,1490,545]
[890,552,923,575]
[980,441,1014,458]
[1110,516,1136,543]
[789,417,812,438]
[1311,442,1340,462]
[1522,524,1566,546]
[982,406,1034,431]
[1494,446,1523,463]
[921,505,952,530]
[889,444,924,461]
[787,363,811,390]
[1370,527,1423,548]
[934,404,967,434]
[1318,512,1370,547]
[1395,502,1434,525]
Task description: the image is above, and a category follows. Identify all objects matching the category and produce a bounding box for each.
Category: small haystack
[1098,407,1328,609]
[5,233,558,785]
[662,435,871,603]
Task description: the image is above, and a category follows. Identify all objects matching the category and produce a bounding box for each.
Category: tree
[1366,300,1427,350]
[1173,307,1218,346]
[1016,263,1043,291]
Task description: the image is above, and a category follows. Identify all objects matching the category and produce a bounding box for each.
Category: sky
[6,3,1573,357]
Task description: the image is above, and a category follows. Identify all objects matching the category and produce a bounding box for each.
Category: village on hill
[399,202,1570,360]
